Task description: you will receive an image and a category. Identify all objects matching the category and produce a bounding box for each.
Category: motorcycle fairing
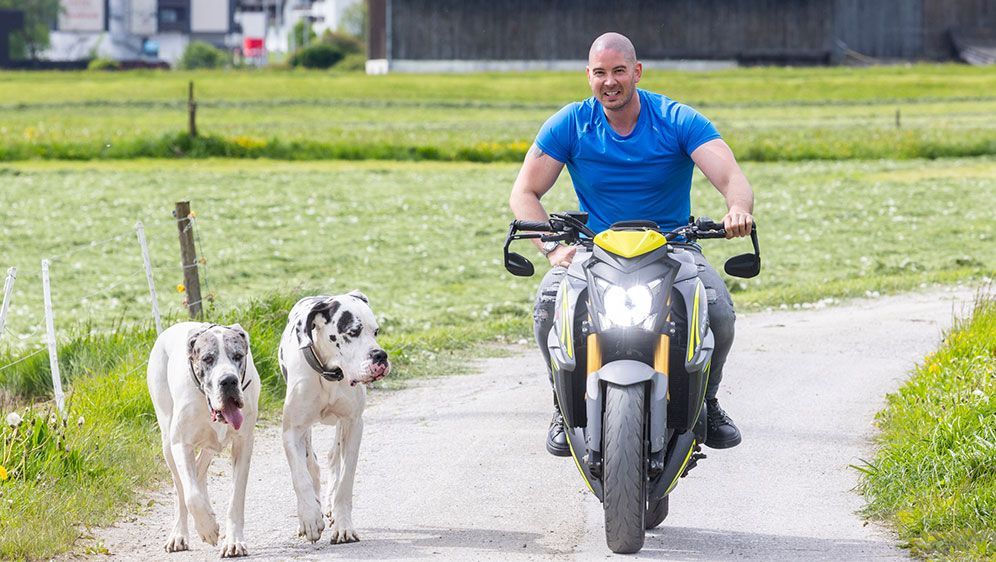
[592,229,667,258]
[546,271,589,373]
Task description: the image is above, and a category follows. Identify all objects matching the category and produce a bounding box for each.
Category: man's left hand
[722,209,754,238]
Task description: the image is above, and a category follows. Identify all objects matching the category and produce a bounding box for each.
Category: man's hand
[547,244,577,268]
[722,208,754,239]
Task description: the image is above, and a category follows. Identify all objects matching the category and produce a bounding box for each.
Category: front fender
[585,360,668,454]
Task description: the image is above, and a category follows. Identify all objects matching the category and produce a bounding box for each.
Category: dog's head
[296,290,391,386]
[187,324,250,430]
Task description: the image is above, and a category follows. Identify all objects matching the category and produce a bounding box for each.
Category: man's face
[586,48,642,112]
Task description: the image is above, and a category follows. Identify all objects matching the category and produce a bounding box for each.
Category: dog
[278,290,390,544]
[147,322,260,557]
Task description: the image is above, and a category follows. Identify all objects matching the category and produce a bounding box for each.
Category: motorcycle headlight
[600,283,653,328]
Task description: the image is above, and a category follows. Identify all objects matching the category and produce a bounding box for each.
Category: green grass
[1,65,993,162]
[858,292,996,560]
[0,157,992,354]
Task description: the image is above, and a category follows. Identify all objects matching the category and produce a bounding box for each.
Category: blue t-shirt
[534,89,721,234]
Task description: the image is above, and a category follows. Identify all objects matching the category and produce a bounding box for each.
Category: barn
[366,0,996,73]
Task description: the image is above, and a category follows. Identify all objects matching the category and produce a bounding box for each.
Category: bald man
[510,32,753,456]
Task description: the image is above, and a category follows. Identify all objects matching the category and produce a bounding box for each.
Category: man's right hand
[547,244,577,268]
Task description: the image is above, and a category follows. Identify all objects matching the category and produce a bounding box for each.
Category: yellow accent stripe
[687,284,701,362]
[561,282,573,359]
[587,334,602,375]
[662,439,697,497]
[564,429,595,494]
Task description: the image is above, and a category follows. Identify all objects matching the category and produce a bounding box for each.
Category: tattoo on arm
[527,144,545,159]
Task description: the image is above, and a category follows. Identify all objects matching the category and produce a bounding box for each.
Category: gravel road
[76,287,980,561]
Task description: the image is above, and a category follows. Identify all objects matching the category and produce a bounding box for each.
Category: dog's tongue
[222,402,244,430]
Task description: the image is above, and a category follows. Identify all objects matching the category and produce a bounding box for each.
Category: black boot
[546,410,571,457]
[704,398,742,449]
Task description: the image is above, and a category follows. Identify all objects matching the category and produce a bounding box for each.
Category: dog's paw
[297,507,325,543]
[328,520,359,544]
[220,539,248,558]
[164,533,189,553]
[194,516,220,546]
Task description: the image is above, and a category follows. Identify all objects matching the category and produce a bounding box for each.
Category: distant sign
[58,0,105,32]
[243,38,264,58]
[130,0,157,35]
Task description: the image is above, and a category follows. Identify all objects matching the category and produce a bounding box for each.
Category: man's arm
[691,138,754,238]
[509,143,575,266]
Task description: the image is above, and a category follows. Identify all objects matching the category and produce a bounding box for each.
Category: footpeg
[681,444,707,478]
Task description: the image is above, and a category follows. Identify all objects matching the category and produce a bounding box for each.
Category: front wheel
[602,382,646,554]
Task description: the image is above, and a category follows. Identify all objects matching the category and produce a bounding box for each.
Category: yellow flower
[189,211,198,219]
[176,284,186,293]
[0,466,7,482]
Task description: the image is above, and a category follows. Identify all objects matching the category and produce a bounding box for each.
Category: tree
[0,0,60,60]
[337,1,366,43]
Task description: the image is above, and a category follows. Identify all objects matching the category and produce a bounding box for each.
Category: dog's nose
[370,349,388,364]
[219,374,239,389]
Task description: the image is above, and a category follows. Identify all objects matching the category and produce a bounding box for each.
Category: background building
[43,0,360,65]
[366,0,996,73]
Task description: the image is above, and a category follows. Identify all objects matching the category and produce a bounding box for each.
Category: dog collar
[303,345,344,381]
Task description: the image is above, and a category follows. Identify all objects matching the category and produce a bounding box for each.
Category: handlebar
[512,220,554,232]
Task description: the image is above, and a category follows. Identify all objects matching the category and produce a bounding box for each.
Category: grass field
[0,64,994,559]
[859,293,995,560]
[2,157,993,356]
[2,65,994,161]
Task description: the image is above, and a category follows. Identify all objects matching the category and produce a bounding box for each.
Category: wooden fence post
[174,201,203,319]
[188,81,197,138]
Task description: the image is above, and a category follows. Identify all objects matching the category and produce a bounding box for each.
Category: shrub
[290,43,344,69]
[320,30,364,54]
[335,52,367,72]
[178,41,228,70]
[86,57,120,71]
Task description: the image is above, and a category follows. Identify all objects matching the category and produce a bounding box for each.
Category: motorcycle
[503,212,760,553]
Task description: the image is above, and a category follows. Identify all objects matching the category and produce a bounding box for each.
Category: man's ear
[347,289,369,304]
[297,298,341,348]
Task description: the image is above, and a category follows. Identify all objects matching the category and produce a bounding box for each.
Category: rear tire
[602,383,646,554]
[645,496,669,529]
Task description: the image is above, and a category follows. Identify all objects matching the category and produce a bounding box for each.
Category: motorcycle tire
[645,496,669,529]
[602,382,646,554]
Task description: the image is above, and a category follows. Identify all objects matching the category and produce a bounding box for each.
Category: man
[509,32,754,456]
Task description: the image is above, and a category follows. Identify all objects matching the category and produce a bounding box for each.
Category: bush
[320,30,363,54]
[86,57,120,71]
[290,43,344,69]
[178,41,228,70]
[335,52,367,72]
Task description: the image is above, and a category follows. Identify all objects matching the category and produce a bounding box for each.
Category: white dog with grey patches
[278,291,390,544]
[147,322,260,557]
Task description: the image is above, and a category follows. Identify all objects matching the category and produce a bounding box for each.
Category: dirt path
[75,287,981,560]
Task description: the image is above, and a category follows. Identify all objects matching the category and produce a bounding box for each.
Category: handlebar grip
[696,229,727,239]
[513,220,553,232]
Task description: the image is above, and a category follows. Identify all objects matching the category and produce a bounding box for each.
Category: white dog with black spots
[278,290,390,544]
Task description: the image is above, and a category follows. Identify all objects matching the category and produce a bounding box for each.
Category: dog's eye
[203,355,215,365]
[231,353,244,362]
[348,327,362,338]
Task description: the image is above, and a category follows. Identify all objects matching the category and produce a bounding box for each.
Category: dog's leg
[171,440,220,546]
[304,431,321,499]
[219,433,253,558]
[283,422,325,543]
[328,417,362,544]
[161,437,190,553]
[194,448,216,508]
[324,422,343,522]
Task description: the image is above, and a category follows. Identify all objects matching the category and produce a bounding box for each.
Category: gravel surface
[73,287,981,561]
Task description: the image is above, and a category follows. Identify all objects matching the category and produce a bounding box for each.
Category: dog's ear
[187,328,203,359]
[229,323,249,344]
[297,298,342,348]
[347,289,369,304]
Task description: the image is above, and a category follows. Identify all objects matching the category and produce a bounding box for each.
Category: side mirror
[724,253,761,278]
[505,252,535,277]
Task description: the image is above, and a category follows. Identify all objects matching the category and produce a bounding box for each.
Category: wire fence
[0,204,215,415]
